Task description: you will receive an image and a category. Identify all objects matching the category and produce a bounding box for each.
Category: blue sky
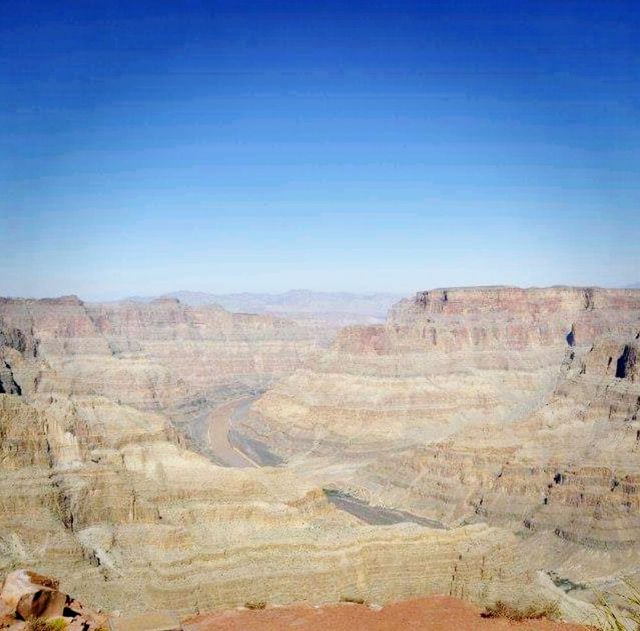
[1,0,638,299]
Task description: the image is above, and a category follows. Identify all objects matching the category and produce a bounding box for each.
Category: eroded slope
[237,287,640,591]
[0,295,571,618]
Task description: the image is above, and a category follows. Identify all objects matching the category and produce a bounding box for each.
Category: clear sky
[1,0,638,300]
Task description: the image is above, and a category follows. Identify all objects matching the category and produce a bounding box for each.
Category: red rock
[182,595,594,631]
[0,570,66,620]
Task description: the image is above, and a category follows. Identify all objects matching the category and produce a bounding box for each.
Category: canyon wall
[1,288,638,618]
[0,295,574,618]
[243,287,639,455]
[238,287,640,591]
[0,296,325,412]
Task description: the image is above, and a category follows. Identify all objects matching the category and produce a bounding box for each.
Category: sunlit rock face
[239,287,640,587]
[356,337,640,535]
[0,296,326,414]
[244,287,640,456]
[0,295,562,618]
[0,289,638,620]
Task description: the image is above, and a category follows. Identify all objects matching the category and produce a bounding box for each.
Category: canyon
[0,287,639,626]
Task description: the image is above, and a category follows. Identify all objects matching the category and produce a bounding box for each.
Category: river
[202,396,446,529]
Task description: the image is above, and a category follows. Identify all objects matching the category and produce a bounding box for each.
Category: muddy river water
[203,396,446,529]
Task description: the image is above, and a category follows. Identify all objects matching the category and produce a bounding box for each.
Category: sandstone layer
[237,287,640,596]
[0,295,587,620]
[0,389,570,616]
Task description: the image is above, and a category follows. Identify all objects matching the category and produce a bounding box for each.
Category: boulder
[0,570,66,620]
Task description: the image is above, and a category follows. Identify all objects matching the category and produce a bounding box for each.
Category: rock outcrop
[1,570,66,621]
[0,569,106,630]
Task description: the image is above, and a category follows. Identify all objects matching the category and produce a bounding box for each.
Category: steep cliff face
[238,287,640,589]
[0,295,568,618]
[0,296,325,414]
[245,288,640,457]
[387,287,640,351]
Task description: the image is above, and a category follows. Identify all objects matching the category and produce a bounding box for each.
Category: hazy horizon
[1,283,639,304]
[2,1,638,298]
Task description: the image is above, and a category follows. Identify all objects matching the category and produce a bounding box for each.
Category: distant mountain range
[121,285,640,324]
[126,290,404,325]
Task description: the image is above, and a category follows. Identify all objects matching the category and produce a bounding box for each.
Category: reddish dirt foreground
[182,595,593,631]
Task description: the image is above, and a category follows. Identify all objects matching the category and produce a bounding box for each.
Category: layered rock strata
[0,295,579,618]
[0,296,325,412]
[244,287,640,457]
[1,289,637,619]
[238,287,640,590]
[0,391,567,616]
